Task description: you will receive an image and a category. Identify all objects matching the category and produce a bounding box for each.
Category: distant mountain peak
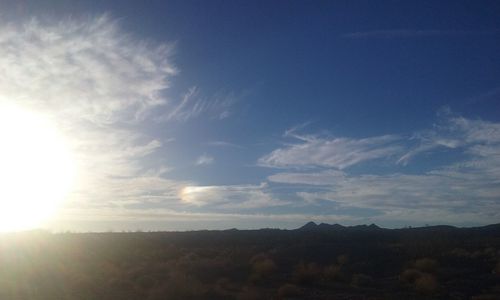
[298,222,382,231]
[299,222,348,231]
[318,223,345,229]
[299,221,318,230]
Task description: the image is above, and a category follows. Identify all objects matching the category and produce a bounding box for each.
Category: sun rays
[0,104,75,231]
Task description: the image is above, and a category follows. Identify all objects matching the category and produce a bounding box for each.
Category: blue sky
[1,0,500,230]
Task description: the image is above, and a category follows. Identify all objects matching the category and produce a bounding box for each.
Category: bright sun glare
[0,105,75,232]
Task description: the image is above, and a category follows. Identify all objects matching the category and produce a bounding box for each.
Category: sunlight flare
[0,104,75,231]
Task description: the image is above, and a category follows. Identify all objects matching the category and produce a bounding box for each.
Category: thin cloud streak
[268,170,346,186]
[206,141,242,148]
[343,29,499,39]
[195,154,215,166]
[259,133,402,169]
[0,15,175,125]
[180,183,289,209]
[467,86,500,104]
[266,113,500,225]
[156,86,240,122]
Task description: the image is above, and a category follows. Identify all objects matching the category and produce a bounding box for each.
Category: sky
[0,0,500,231]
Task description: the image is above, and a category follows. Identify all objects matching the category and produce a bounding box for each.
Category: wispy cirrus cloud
[268,170,345,186]
[156,86,240,122]
[206,140,242,148]
[195,154,215,166]
[0,15,175,125]
[258,132,402,169]
[342,29,498,39]
[179,183,289,209]
[0,15,182,216]
[294,169,500,225]
[265,113,500,225]
[0,14,292,229]
[398,112,500,164]
[467,86,500,104]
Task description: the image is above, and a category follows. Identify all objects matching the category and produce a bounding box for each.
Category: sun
[0,104,75,232]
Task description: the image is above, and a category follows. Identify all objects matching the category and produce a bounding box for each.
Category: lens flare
[0,104,75,231]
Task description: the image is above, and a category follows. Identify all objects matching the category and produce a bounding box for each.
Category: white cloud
[180,183,288,209]
[342,29,496,39]
[398,115,500,164]
[451,116,500,144]
[267,114,500,225]
[206,141,242,148]
[259,133,402,169]
[467,86,500,104]
[292,169,500,225]
[0,15,180,214]
[195,154,215,166]
[268,170,345,186]
[156,86,239,122]
[0,15,175,125]
[159,86,201,122]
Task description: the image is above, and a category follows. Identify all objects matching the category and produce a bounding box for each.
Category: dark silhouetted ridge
[299,221,318,230]
[318,223,345,230]
[297,222,382,231]
[477,223,500,231]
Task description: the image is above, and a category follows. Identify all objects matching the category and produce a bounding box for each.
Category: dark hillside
[0,224,499,299]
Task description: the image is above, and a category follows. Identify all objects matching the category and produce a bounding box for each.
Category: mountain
[298,221,319,230]
[296,222,500,236]
[318,223,345,230]
[297,222,380,231]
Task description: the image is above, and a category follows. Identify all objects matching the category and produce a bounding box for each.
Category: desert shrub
[451,248,470,257]
[483,247,496,258]
[136,275,156,290]
[249,253,269,264]
[351,273,373,287]
[249,257,277,283]
[399,268,423,284]
[323,264,347,283]
[277,283,302,299]
[147,272,206,300]
[293,262,322,285]
[236,286,264,300]
[107,278,135,290]
[337,254,349,266]
[401,262,439,295]
[494,261,500,274]
[104,278,143,300]
[173,252,232,283]
[253,258,276,275]
[472,295,500,300]
[414,274,439,295]
[472,250,488,259]
[215,277,240,295]
[414,258,438,273]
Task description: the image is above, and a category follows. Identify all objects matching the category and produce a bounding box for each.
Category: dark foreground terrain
[0,223,499,300]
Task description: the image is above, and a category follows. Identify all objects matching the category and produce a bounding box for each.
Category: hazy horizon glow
[0,1,499,231]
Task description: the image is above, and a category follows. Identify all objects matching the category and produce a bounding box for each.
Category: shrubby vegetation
[0,223,499,299]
